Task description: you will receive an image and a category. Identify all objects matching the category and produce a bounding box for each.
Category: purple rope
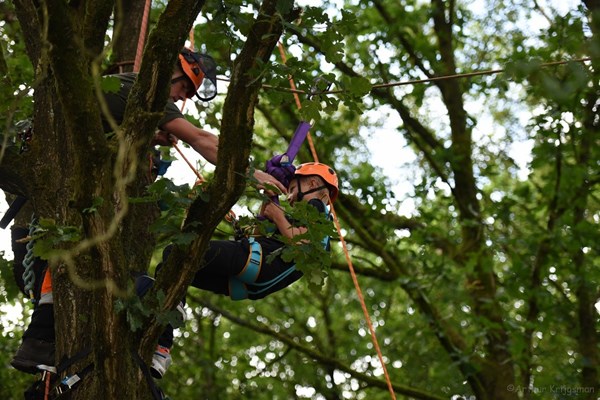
[264,120,312,189]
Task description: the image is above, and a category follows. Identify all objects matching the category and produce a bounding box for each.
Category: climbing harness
[23,348,92,400]
[238,237,263,283]
[229,203,331,301]
[23,346,168,400]
[229,237,262,300]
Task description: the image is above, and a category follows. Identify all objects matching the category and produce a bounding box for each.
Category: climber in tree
[149,162,339,378]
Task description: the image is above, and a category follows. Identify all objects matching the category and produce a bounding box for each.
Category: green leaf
[82,196,104,214]
[276,0,294,15]
[101,76,121,93]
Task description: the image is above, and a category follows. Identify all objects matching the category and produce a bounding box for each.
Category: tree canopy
[1,0,599,399]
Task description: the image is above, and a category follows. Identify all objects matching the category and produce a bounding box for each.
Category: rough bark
[7,0,209,398]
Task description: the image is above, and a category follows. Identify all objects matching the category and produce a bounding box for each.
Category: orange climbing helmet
[177,48,218,101]
[295,162,339,202]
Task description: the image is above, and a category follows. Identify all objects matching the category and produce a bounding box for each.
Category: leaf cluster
[266,200,338,290]
[115,287,183,332]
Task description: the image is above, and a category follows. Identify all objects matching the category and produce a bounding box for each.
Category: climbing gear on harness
[21,347,92,400]
[238,237,263,283]
[177,48,218,101]
[23,366,56,400]
[22,217,44,302]
[16,118,34,154]
[22,346,168,399]
[229,202,332,301]
[294,162,339,202]
[228,213,247,241]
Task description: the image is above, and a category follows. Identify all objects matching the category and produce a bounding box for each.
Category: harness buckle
[61,374,81,390]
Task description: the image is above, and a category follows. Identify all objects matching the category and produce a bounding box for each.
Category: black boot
[11,304,55,374]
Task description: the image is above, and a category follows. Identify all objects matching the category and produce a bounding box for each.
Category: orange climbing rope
[133,0,152,72]
[173,144,204,184]
[44,371,51,400]
[277,40,397,400]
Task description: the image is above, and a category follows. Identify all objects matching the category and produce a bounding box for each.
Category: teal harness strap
[237,237,262,283]
[229,279,248,301]
[229,238,262,300]
[246,266,298,297]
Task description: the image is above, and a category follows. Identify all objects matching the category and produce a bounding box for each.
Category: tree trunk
[5,0,294,398]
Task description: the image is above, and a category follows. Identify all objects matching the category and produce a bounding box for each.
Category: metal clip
[15,119,34,154]
[61,374,81,389]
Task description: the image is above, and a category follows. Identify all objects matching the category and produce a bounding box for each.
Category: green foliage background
[1,0,599,399]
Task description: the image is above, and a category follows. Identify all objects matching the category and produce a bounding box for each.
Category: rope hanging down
[277,40,398,400]
[133,0,152,72]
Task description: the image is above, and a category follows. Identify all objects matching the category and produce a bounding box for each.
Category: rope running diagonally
[235,56,594,97]
[277,40,398,400]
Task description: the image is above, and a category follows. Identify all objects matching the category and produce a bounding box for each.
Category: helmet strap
[295,178,327,202]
